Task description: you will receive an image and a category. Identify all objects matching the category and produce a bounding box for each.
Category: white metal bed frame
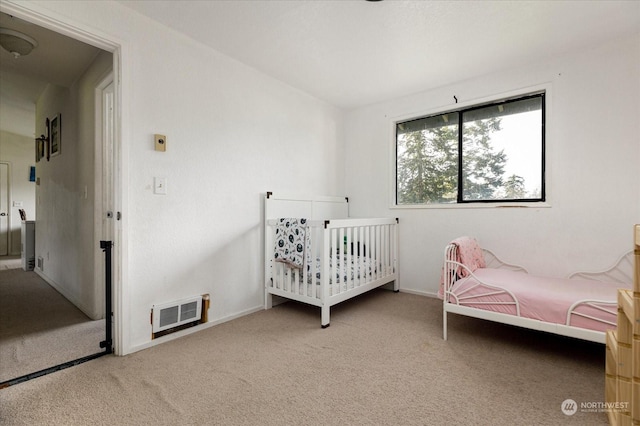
[442,244,633,344]
[264,193,399,328]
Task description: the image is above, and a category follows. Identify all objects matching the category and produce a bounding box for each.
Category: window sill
[390,202,552,210]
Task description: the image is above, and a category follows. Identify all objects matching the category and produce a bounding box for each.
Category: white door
[0,163,9,255]
[102,80,114,242]
[93,75,115,323]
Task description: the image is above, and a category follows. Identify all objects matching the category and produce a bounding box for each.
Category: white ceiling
[1,1,638,137]
[0,12,102,137]
[119,0,640,109]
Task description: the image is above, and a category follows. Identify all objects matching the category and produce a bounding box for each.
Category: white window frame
[389,84,552,209]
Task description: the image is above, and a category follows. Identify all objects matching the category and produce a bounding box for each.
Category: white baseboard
[398,288,439,299]
[34,269,101,320]
[127,304,264,355]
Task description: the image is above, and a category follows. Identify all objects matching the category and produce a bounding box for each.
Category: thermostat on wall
[155,134,166,152]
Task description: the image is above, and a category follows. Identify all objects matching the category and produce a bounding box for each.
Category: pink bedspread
[447,268,629,332]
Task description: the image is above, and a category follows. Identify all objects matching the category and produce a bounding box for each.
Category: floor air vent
[152,295,203,334]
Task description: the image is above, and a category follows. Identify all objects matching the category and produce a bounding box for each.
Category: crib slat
[287,263,292,292]
[364,225,369,282]
[384,224,390,275]
[344,227,354,289]
[381,225,386,277]
[340,227,345,293]
[284,263,289,292]
[382,225,387,276]
[371,226,380,279]
[307,225,313,296]
[376,225,381,280]
[380,225,385,277]
[294,267,298,290]
[380,225,384,278]
[366,226,375,279]
[356,227,361,286]
[276,263,281,290]
[332,228,338,295]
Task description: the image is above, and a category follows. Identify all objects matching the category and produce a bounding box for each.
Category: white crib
[264,193,399,327]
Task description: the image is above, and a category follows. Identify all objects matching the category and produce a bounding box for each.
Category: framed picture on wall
[46,117,50,161]
[50,113,61,157]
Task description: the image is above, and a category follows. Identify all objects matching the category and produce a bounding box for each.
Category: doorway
[0,4,122,384]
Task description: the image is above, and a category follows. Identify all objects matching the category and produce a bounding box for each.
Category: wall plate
[154,134,166,152]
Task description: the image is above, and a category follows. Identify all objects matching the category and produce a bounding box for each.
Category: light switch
[154,177,167,195]
[155,134,167,152]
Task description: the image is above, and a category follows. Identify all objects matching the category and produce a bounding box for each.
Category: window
[396,93,545,205]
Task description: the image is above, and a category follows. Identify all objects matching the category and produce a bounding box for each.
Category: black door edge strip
[0,350,111,389]
[0,240,114,389]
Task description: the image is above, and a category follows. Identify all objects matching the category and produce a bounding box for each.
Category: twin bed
[264,193,398,327]
[441,236,633,343]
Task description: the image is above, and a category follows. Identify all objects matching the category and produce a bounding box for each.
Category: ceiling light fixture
[0,28,38,58]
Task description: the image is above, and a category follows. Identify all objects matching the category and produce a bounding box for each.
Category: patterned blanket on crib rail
[273,218,311,269]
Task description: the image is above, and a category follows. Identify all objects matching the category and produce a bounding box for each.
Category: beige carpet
[0,289,607,425]
[0,256,22,271]
[0,267,105,383]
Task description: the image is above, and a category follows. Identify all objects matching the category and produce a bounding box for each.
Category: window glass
[396,93,544,205]
[396,112,459,204]
[462,97,543,201]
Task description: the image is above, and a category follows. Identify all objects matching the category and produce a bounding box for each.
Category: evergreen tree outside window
[396,93,544,205]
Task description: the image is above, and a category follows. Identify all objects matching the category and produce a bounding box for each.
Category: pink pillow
[439,237,485,299]
[451,236,486,276]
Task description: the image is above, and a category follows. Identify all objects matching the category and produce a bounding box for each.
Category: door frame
[0,1,128,355]
[0,162,10,256]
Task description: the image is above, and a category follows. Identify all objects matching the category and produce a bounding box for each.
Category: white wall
[124,10,344,353]
[10,1,346,353]
[32,48,115,323]
[30,47,111,320]
[35,82,82,308]
[345,34,640,297]
[0,130,36,254]
[125,19,345,352]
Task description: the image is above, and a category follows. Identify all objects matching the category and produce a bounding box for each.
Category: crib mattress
[312,255,375,283]
[448,268,629,332]
[273,255,381,298]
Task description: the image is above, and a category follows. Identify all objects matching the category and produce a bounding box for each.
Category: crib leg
[265,291,272,310]
[321,305,330,328]
[443,309,448,340]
